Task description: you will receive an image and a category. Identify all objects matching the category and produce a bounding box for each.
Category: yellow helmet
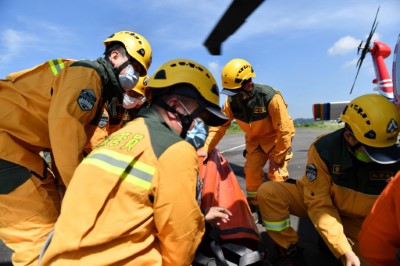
[221,58,256,95]
[147,58,228,126]
[340,94,400,163]
[104,31,152,76]
[132,75,148,95]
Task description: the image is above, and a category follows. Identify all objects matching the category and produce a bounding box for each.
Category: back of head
[146,58,228,127]
[104,31,152,76]
[221,58,256,91]
[340,94,400,163]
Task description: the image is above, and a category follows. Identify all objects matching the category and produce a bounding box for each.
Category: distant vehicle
[313,8,400,121]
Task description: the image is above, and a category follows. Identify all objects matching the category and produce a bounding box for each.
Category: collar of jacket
[97,57,123,104]
[136,107,174,131]
[314,128,355,170]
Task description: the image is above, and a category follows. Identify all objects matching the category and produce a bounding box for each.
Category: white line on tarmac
[220,144,245,154]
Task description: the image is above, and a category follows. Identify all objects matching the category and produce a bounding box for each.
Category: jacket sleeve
[203,98,234,153]
[153,141,205,266]
[268,93,295,165]
[48,66,103,186]
[298,144,352,258]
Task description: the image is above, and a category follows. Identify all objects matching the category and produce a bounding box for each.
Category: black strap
[210,240,229,266]
[194,251,218,266]
[220,242,266,266]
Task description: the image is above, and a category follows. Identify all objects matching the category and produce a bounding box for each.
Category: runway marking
[220,144,245,154]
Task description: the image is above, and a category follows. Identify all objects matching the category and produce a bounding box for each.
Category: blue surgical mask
[119,64,139,92]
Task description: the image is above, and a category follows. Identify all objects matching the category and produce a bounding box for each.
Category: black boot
[249,203,263,225]
[272,244,308,266]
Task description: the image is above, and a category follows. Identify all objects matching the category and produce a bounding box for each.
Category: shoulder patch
[305,163,317,182]
[98,113,108,128]
[77,89,96,111]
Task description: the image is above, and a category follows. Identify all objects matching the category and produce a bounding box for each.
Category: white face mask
[119,64,139,92]
[122,94,140,109]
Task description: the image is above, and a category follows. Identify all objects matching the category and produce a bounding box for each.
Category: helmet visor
[362,143,400,164]
[203,104,229,127]
[221,88,240,96]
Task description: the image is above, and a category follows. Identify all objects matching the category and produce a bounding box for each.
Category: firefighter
[200,58,295,208]
[0,30,152,266]
[359,170,400,266]
[257,94,400,265]
[39,58,230,265]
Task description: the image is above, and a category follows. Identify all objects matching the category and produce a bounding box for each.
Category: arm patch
[98,113,108,128]
[77,89,96,111]
[305,163,317,182]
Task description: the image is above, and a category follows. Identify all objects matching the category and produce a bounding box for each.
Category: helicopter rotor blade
[203,0,265,55]
[350,7,380,94]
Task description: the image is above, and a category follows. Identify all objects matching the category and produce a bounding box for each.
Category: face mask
[119,64,139,92]
[346,134,374,163]
[354,151,373,163]
[177,100,195,139]
[122,93,140,109]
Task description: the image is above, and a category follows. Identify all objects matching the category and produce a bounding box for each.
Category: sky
[0,0,399,119]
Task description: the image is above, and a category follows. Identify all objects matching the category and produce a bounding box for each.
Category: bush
[226,120,343,134]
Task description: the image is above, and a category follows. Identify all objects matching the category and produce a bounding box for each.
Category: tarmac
[0,127,343,265]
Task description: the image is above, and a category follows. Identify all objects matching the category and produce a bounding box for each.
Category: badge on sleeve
[305,163,317,182]
[98,113,108,128]
[77,89,96,111]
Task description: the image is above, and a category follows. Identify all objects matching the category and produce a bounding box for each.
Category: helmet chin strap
[346,140,373,163]
[347,141,362,154]
[154,100,203,138]
[111,60,131,96]
[112,60,130,76]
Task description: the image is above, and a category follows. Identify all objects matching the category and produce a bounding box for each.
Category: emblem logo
[332,165,342,174]
[98,113,108,128]
[387,119,399,133]
[305,163,317,182]
[77,89,96,111]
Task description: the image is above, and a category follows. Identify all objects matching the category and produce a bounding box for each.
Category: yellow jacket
[296,128,400,258]
[0,58,123,186]
[203,84,294,165]
[40,108,205,265]
[84,104,124,155]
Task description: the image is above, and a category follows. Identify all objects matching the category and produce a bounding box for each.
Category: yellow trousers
[244,147,292,204]
[0,171,60,266]
[257,181,369,265]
